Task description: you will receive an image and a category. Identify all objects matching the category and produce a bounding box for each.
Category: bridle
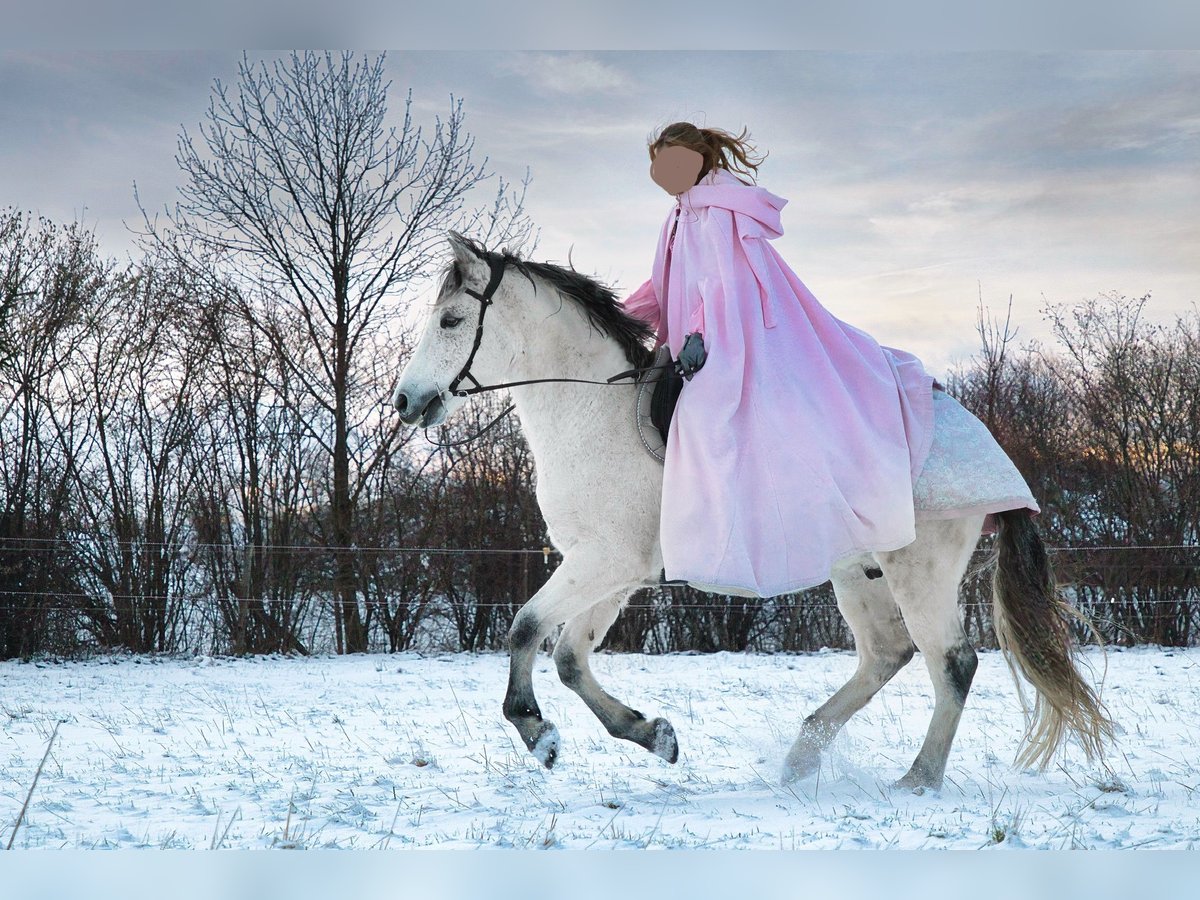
[445,254,509,400]
[424,254,677,448]
[447,255,672,399]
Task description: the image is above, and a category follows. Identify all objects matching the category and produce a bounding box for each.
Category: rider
[623,122,936,598]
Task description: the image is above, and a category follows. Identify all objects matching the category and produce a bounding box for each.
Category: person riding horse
[624,122,938,599]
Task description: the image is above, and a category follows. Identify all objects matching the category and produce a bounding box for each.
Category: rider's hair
[647,122,766,186]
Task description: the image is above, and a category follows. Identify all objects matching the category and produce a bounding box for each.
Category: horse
[392,231,1113,790]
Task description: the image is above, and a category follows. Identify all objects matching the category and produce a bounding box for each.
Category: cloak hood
[677,167,788,239]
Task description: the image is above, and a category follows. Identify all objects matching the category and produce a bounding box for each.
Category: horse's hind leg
[554,592,678,763]
[875,515,984,791]
[503,552,633,768]
[783,558,916,783]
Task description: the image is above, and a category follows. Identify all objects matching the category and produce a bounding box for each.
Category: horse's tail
[989,509,1114,769]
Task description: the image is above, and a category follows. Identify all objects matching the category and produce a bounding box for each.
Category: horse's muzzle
[394,387,446,428]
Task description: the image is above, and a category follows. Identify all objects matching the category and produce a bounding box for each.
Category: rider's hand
[677,332,707,381]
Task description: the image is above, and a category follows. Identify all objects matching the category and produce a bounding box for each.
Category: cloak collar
[678,167,788,239]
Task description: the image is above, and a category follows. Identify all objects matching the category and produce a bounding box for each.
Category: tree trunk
[333,304,366,653]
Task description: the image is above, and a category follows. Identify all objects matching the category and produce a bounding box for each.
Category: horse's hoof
[891,771,941,794]
[781,747,821,784]
[649,718,679,764]
[532,722,560,769]
[891,781,928,795]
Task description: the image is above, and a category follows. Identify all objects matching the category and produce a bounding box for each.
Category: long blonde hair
[647,122,767,186]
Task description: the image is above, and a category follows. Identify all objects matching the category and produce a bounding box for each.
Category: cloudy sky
[1,51,1197,376]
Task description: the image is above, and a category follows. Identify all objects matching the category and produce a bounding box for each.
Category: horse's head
[392,232,520,428]
[393,230,657,428]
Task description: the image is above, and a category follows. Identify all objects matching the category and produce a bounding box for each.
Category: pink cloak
[623,166,936,598]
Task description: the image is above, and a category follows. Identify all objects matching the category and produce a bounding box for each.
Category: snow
[1,646,1198,849]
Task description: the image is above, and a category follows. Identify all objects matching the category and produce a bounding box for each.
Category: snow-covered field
[1,646,1197,850]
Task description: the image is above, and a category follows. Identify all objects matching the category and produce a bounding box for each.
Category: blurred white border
[0,850,1194,900]
[1,1,1197,51]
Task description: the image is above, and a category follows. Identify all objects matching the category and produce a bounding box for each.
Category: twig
[277,787,296,848]
[211,807,241,849]
[210,810,223,850]
[6,721,61,850]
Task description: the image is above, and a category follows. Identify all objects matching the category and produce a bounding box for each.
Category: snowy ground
[1,646,1198,849]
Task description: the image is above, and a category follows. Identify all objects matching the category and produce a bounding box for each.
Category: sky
[1,50,1197,377]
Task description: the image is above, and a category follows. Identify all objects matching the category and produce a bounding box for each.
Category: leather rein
[424,255,675,448]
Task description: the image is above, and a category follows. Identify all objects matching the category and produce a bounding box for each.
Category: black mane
[441,231,655,369]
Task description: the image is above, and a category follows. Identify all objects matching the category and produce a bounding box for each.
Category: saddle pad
[913,388,1039,530]
[637,380,1038,533]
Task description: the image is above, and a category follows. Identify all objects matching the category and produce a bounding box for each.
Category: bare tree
[416,396,552,652]
[52,260,210,652]
[158,51,534,652]
[1042,294,1200,645]
[0,210,104,657]
[190,284,323,655]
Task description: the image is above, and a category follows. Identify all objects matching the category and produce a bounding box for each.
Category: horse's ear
[445,231,492,296]
[446,231,480,269]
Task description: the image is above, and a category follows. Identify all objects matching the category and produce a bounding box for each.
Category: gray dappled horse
[393,232,1113,790]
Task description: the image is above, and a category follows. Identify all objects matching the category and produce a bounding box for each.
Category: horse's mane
[441,232,655,370]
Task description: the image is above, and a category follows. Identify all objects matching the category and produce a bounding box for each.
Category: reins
[422,256,676,449]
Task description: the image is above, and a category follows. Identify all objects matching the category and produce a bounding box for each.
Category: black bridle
[425,255,675,448]
[447,255,672,399]
[445,254,509,399]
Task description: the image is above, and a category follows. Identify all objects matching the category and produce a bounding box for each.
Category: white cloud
[498,52,632,96]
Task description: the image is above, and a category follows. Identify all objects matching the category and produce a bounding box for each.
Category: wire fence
[3,538,1199,657]
[3,536,1199,553]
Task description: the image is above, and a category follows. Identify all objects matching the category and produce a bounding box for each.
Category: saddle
[635,345,684,463]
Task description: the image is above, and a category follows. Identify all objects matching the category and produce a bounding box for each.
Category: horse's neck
[500,306,634,459]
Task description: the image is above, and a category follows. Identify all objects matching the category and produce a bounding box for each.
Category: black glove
[676,331,707,381]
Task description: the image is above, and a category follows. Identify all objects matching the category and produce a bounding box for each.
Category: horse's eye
[440,314,463,329]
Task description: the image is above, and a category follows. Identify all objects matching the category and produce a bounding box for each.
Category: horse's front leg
[503,552,631,768]
[553,592,679,762]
